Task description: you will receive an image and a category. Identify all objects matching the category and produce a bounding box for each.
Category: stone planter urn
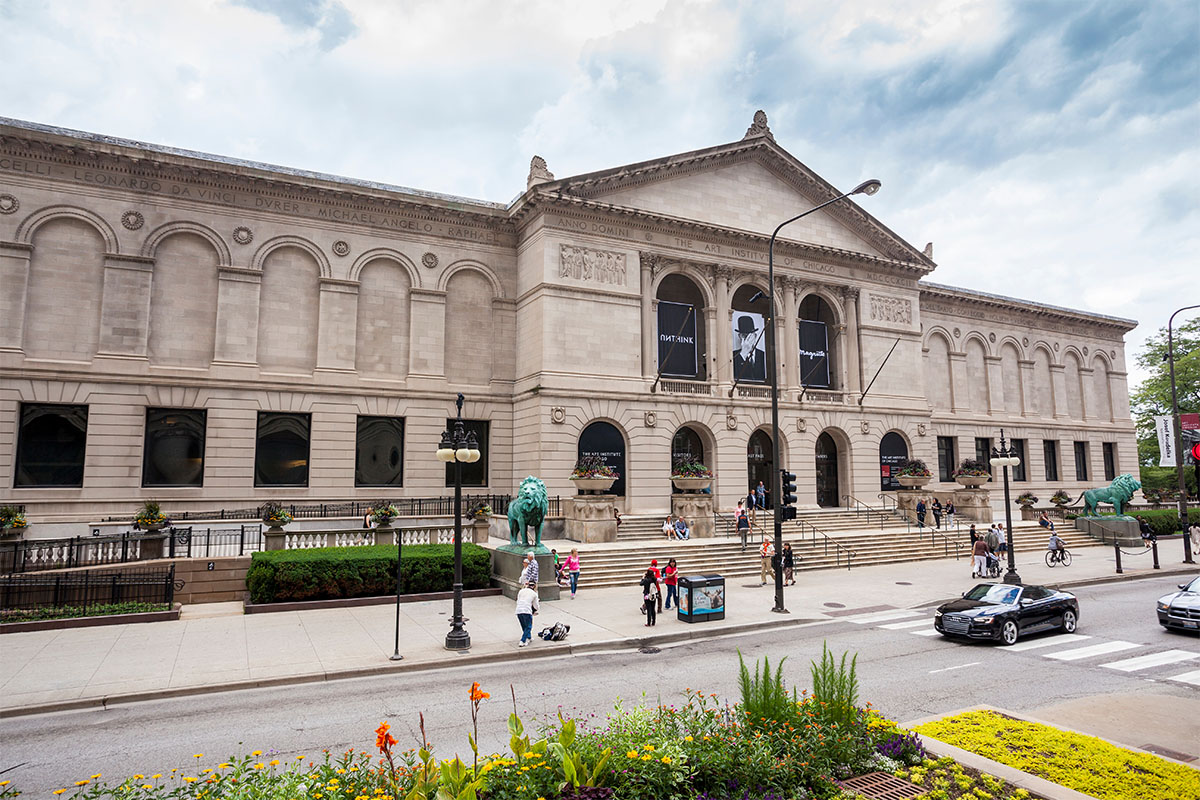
[471,517,490,544]
[955,475,990,488]
[671,477,713,492]
[139,521,167,532]
[571,477,616,493]
[896,475,932,489]
[1,526,26,541]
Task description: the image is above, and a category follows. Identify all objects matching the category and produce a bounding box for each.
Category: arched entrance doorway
[815,432,839,507]
[577,421,626,496]
[747,429,772,505]
[879,432,909,491]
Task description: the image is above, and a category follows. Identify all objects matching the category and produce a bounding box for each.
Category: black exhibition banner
[657,301,698,378]
[799,319,830,388]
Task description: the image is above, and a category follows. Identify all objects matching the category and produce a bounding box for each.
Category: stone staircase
[572,510,1096,590]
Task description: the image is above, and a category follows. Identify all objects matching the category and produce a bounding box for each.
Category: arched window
[578,421,626,496]
[656,274,707,381]
[879,432,908,491]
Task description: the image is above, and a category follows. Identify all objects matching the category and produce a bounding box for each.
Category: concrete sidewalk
[1,544,1193,717]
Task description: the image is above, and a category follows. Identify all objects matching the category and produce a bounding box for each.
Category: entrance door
[747,429,773,506]
[879,432,908,491]
[815,432,839,507]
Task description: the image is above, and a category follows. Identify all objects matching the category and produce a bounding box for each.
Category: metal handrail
[841,495,889,529]
[792,517,857,570]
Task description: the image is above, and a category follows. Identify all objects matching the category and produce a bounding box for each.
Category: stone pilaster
[97,253,155,357]
[0,241,31,352]
[783,279,800,388]
[640,254,655,379]
[843,286,862,395]
[714,265,733,386]
[213,266,260,364]
[1050,363,1068,418]
[316,277,359,372]
[985,355,1003,413]
[408,288,446,377]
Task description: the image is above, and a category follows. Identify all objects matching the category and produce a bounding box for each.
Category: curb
[0,613,824,719]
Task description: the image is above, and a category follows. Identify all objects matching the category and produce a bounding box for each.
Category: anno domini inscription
[0,154,500,244]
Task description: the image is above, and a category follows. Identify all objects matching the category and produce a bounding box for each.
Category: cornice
[918,281,1137,333]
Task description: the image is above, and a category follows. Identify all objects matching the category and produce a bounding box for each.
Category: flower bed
[893,756,1034,800]
[914,710,1200,800]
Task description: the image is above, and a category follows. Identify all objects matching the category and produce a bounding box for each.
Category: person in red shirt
[663,558,679,609]
[649,559,663,613]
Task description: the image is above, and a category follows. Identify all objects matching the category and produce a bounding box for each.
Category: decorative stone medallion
[422,252,439,269]
[1022,337,1029,347]
[0,194,19,214]
[332,240,350,257]
[1083,346,1089,356]
[796,418,807,433]
[550,406,566,424]
[860,420,870,434]
[643,410,657,428]
[953,327,961,338]
[726,414,738,431]
[988,332,996,343]
[232,226,254,245]
[917,423,927,437]
[1054,342,1059,352]
[121,210,144,230]
[1110,349,1116,359]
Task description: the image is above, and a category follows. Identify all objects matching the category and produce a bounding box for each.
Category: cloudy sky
[2,0,1196,385]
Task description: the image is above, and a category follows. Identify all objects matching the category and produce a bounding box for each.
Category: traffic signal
[1191,441,1200,463]
[779,469,797,521]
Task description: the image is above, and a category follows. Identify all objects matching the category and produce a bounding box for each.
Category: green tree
[1130,316,1200,467]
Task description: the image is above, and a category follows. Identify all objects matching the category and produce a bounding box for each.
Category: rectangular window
[15,403,88,487]
[255,412,311,487]
[1074,441,1089,482]
[1043,440,1059,482]
[1011,439,1027,482]
[1103,442,1117,481]
[974,437,993,465]
[445,419,489,487]
[356,416,404,487]
[142,408,206,487]
[937,436,956,482]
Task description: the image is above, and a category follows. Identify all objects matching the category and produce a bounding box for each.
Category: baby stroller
[985,551,1002,578]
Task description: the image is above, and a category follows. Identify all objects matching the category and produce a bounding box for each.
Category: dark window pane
[15,404,88,487]
[255,412,311,487]
[1011,439,1027,482]
[1074,441,1088,482]
[937,436,956,482]
[445,420,488,487]
[1043,440,1059,481]
[356,416,404,487]
[1103,442,1116,481]
[142,408,206,487]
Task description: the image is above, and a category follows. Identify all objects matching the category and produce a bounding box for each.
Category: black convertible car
[1157,575,1200,633]
[934,582,1079,646]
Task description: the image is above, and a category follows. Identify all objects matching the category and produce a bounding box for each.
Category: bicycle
[1045,548,1072,567]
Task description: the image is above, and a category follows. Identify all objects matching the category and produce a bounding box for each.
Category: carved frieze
[869,294,912,324]
[560,245,627,286]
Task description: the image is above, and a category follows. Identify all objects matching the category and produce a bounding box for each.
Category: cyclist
[1047,531,1067,562]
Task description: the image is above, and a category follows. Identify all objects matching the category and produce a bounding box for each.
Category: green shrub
[810,642,859,730]
[1129,508,1200,537]
[736,650,796,728]
[0,601,169,623]
[245,544,491,603]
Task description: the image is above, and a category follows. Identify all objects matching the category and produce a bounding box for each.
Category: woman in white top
[515,582,539,647]
[662,516,676,539]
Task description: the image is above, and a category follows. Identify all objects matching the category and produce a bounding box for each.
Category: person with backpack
[640,568,660,626]
[663,558,679,610]
[515,581,539,647]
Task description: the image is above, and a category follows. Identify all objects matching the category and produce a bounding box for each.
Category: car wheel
[1061,609,1077,633]
[1000,619,1019,646]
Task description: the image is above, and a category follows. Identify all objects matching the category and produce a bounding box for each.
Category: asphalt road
[3,573,1197,794]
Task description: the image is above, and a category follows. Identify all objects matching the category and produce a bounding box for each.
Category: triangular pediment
[534,115,932,269]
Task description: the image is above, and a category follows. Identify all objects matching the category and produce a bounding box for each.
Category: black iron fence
[2,532,160,574]
[166,526,262,558]
[1,565,176,611]
[99,494,561,523]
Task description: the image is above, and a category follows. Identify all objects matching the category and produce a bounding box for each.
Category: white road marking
[1166,669,1200,687]
[880,619,934,630]
[1006,634,1091,652]
[911,629,943,637]
[1101,650,1200,672]
[1044,640,1140,661]
[842,609,922,625]
[929,661,980,674]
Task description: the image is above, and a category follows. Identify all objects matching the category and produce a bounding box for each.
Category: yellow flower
[254,763,265,769]
[194,754,204,759]
[642,755,653,761]
[184,777,198,783]
[684,736,693,742]
[661,756,672,764]
[54,790,66,795]
[523,752,538,759]
[218,763,231,769]
[91,774,102,779]
[252,750,262,756]
[626,750,638,758]
[270,760,280,766]
[336,768,346,774]
[152,774,162,779]
[133,775,144,780]
[142,785,152,790]
[75,781,89,787]
[643,744,654,751]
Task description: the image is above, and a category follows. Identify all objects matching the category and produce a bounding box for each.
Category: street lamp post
[765,179,881,613]
[390,528,404,660]
[990,429,1022,585]
[1167,304,1198,565]
[436,392,481,650]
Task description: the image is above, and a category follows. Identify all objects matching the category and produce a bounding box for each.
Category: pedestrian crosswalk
[837,607,1200,686]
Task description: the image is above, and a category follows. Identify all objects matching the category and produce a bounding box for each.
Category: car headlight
[934,610,942,618]
[976,617,995,624]
[1157,602,1170,611]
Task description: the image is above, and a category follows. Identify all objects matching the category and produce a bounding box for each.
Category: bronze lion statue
[1074,472,1141,516]
[507,476,549,548]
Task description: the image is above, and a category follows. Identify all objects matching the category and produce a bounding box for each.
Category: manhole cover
[824,602,846,608]
[837,772,925,799]
[895,581,912,586]
[638,646,661,654]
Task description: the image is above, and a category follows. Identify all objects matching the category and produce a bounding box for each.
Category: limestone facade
[0,114,1138,529]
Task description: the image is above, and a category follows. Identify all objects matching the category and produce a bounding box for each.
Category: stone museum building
[0,113,1138,529]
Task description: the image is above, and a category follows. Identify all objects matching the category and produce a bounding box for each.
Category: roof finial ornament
[923,242,934,258]
[743,109,775,142]
[527,155,555,189]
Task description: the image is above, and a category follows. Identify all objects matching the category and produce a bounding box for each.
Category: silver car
[1157,575,1200,633]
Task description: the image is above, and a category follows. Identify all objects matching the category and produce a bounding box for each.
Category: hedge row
[1130,508,1200,538]
[245,544,491,604]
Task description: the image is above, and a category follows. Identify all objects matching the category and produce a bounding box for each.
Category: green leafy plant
[259,500,293,526]
[547,712,612,790]
[1015,491,1038,506]
[0,505,27,529]
[469,503,492,519]
[571,455,618,479]
[810,642,859,730]
[736,650,796,727]
[133,500,168,529]
[1,601,170,623]
[371,501,399,525]
[895,458,932,477]
[953,459,990,478]
[1050,489,1073,505]
[671,457,714,479]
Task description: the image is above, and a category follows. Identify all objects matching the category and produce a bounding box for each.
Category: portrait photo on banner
[732,312,767,383]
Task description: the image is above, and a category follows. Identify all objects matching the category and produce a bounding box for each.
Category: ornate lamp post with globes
[437,393,481,651]
[990,429,1022,585]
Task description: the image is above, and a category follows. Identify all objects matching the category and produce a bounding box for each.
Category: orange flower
[375,722,398,752]
[469,682,490,702]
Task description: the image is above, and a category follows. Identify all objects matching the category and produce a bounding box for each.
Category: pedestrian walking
[564,547,582,598]
[782,542,795,585]
[756,480,767,511]
[931,498,943,529]
[736,500,751,551]
[915,497,927,529]
[747,490,758,527]
[759,538,775,585]
[971,537,988,579]
[519,551,539,586]
[945,500,956,530]
[1139,517,1156,549]
[648,559,663,612]
[515,581,539,647]
[771,546,782,585]
[640,568,660,626]
[985,524,1001,556]
[996,523,1008,554]
[663,558,679,609]
[1191,521,1200,551]
[968,524,978,546]
[550,548,566,587]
